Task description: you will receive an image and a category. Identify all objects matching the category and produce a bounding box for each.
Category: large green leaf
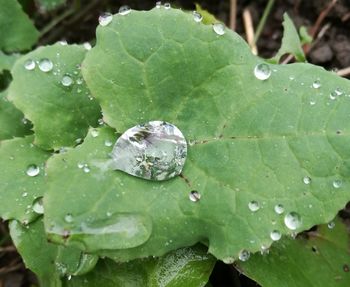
[8,44,101,150]
[45,8,350,262]
[238,217,350,286]
[9,218,98,287]
[65,245,215,287]
[0,0,39,52]
[0,136,50,223]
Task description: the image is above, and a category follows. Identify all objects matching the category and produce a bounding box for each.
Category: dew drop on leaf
[83,42,92,50]
[104,140,113,147]
[65,213,74,223]
[77,163,84,169]
[303,176,311,185]
[333,179,342,188]
[248,200,260,212]
[312,80,321,89]
[284,212,302,230]
[38,58,53,72]
[110,121,187,181]
[270,230,281,241]
[99,12,113,26]
[119,5,131,15]
[155,1,162,8]
[193,11,203,23]
[164,3,171,9]
[83,165,90,173]
[26,164,40,177]
[91,129,99,138]
[274,204,284,214]
[212,23,225,35]
[24,59,35,70]
[238,249,250,262]
[32,197,44,214]
[254,63,271,80]
[327,221,335,229]
[61,74,73,87]
[189,190,201,202]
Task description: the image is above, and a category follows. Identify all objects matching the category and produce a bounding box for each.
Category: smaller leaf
[271,13,305,63]
[299,26,313,45]
[195,4,218,25]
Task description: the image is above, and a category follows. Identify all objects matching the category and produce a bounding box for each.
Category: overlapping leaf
[43,8,350,262]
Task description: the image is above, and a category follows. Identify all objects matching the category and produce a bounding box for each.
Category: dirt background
[1,0,350,286]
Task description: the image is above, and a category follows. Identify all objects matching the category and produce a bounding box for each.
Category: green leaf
[65,245,215,287]
[0,136,50,223]
[46,8,350,262]
[0,89,32,140]
[271,13,305,63]
[8,44,101,150]
[0,51,20,73]
[238,218,350,287]
[195,4,218,25]
[9,218,98,287]
[299,26,313,45]
[35,0,66,12]
[0,0,39,52]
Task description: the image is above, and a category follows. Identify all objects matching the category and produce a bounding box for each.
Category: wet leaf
[8,44,101,150]
[0,0,39,52]
[238,218,350,287]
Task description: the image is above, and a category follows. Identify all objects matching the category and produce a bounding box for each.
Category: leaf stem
[254,0,276,44]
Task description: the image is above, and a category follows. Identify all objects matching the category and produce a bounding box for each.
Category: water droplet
[270,230,281,241]
[260,245,269,255]
[189,190,201,202]
[310,100,316,106]
[110,121,187,181]
[32,197,44,214]
[65,214,74,223]
[284,212,302,230]
[103,139,112,147]
[164,3,171,9]
[274,204,284,214]
[38,59,53,72]
[193,11,203,23]
[248,200,260,212]
[22,192,28,197]
[99,12,113,26]
[212,23,225,35]
[61,74,73,87]
[83,165,90,173]
[238,249,250,262]
[333,179,342,188]
[24,59,35,70]
[83,42,92,50]
[77,163,84,169]
[312,80,321,89]
[26,164,40,177]
[254,63,271,80]
[119,5,131,15]
[91,129,99,138]
[303,176,311,185]
[76,78,83,85]
[155,1,162,8]
[59,40,68,45]
[327,221,335,229]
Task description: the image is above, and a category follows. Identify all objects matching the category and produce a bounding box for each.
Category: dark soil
[1,0,350,286]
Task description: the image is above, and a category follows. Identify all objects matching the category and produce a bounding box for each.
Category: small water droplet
[38,59,53,72]
[22,192,28,197]
[260,245,269,255]
[333,179,342,188]
[222,257,235,264]
[254,63,271,80]
[24,59,35,70]
[83,165,90,173]
[327,221,335,229]
[91,129,99,138]
[104,140,113,147]
[284,212,302,230]
[26,164,40,177]
[59,40,68,45]
[312,80,321,89]
[83,42,92,50]
[289,75,295,80]
[303,176,311,185]
[32,197,44,214]
[99,12,113,26]
[238,249,250,262]
[310,100,316,106]
[193,11,203,22]
[119,5,131,15]
[248,200,260,212]
[76,78,83,85]
[274,204,284,214]
[77,163,84,169]
[65,214,74,223]
[164,2,171,9]
[212,23,225,35]
[270,230,281,241]
[61,74,73,87]
[155,1,162,8]
[189,190,201,202]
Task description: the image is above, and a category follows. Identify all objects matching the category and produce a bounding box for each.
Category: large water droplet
[238,249,250,262]
[99,12,113,26]
[164,3,171,9]
[274,204,284,214]
[32,197,44,214]
[303,176,311,185]
[333,179,342,188]
[26,164,40,177]
[254,63,271,80]
[312,80,321,89]
[24,59,35,70]
[119,5,131,15]
[212,23,225,35]
[110,121,187,181]
[248,200,260,212]
[270,230,281,241]
[284,212,302,230]
[189,190,201,202]
[38,59,53,72]
[61,74,73,87]
[193,11,203,23]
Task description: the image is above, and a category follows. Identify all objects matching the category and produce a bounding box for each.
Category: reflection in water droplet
[303,176,311,185]
[119,5,131,15]
[33,197,44,214]
[26,164,40,177]
[61,74,73,87]
[284,212,302,230]
[238,249,250,261]
[164,3,171,9]
[110,121,187,181]
[333,179,342,188]
[270,230,281,241]
[274,204,284,214]
[327,221,335,229]
[312,80,321,89]
[38,59,53,72]
[212,23,225,35]
[254,63,271,80]
[99,12,113,26]
[248,200,260,212]
[189,190,201,202]
[193,11,203,22]
[65,214,74,223]
[24,59,35,70]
